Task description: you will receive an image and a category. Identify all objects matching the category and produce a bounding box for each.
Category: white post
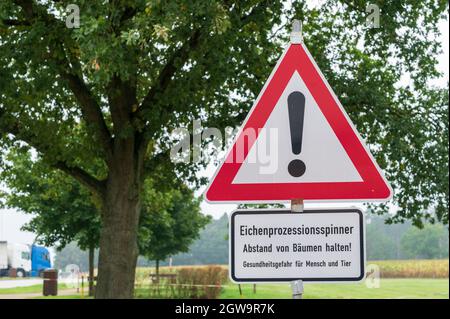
[290,19,303,44]
[291,198,304,299]
[291,199,304,213]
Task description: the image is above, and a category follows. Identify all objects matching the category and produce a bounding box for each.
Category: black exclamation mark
[287,91,306,177]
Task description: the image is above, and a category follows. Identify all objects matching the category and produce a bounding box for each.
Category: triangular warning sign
[205,42,392,203]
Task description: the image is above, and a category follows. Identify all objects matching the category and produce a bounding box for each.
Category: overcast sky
[1,18,448,245]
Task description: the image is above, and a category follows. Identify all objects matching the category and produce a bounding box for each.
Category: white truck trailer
[0,241,31,277]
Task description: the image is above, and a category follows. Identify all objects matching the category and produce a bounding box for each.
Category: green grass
[0,284,43,294]
[1,278,448,299]
[0,283,69,295]
[220,279,449,299]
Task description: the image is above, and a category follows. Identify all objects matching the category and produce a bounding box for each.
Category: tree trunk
[94,137,144,299]
[88,245,95,297]
[155,260,160,283]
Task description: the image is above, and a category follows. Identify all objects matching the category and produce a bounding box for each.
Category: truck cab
[1,242,32,277]
[30,245,51,277]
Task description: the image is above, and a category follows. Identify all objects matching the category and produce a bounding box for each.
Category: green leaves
[139,179,210,261]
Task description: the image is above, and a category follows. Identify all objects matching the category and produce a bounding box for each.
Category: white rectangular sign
[230,209,365,282]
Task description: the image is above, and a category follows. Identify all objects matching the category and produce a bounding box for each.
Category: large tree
[0,1,448,298]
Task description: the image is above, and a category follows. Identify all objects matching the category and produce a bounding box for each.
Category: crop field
[371,259,448,278]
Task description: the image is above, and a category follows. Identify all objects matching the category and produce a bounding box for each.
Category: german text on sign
[230,209,365,282]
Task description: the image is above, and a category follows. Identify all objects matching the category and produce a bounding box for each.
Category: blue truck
[30,244,52,277]
[0,241,52,277]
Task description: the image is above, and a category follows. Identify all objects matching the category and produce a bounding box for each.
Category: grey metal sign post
[290,198,304,299]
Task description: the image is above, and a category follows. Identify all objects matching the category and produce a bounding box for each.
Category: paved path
[0,278,43,289]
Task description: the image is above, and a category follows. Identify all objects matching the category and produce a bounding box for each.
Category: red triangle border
[206,43,392,203]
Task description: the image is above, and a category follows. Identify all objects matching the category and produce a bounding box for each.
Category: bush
[175,265,228,299]
[135,265,227,299]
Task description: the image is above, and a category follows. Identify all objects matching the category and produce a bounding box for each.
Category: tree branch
[136,1,268,122]
[240,1,269,25]
[108,0,139,26]
[106,73,137,137]
[54,161,106,197]
[137,29,202,114]
[143,150,174,180]
[1,19,31,26]
[134,1,270,155]
[60,71,114,160]
[131,28,202,157]
[12,0,113,162]
[0,115,107,197]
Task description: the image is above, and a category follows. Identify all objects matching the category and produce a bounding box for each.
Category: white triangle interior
[232,71,363,184]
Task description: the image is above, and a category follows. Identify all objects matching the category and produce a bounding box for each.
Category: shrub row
[135,265,227,299]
